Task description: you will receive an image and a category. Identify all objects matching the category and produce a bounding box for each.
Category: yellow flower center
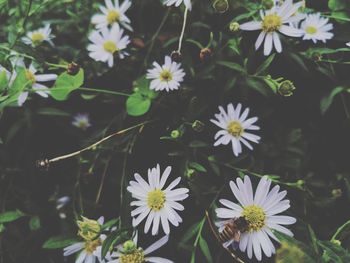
[227,121,244,137]
[25,70,36,84]
[305,26,317,35]
[159,70,173,82]
[103,41,118,54]
[84,238,102,254]
[242,205,266,232]
[261,13,282,32]
[120,249,145,263]
[107,10,120,24]
[147,189,166,211]
[31,32,45,45]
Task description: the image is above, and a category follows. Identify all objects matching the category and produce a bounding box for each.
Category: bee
[218,217,249,247]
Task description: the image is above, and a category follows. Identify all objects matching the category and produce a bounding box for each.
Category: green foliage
[42,235,80,249]
[50,69,84,101]
[0,210,25,223]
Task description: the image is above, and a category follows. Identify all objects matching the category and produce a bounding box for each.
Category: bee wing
[233,231,241,242]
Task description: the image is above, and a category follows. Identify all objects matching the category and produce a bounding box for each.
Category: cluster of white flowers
[240,0,334,55]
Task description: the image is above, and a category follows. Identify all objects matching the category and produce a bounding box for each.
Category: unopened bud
[36,158,50,171]
[296,180,305,187]
[192,120,205,132]
[262,0,274,9]
[67,62,80,75]
[278,80,296,97]
[171,130,181,139]
[199,48,212,62]
[331,239,341,246]
[186,168,196,179]
[170,50,182,63]
[229,22,240,32]
[332,188,342,198]
[123,240,137,252]
[213,0,229,13]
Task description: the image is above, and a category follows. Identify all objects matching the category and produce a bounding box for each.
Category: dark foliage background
[1,0,350,262]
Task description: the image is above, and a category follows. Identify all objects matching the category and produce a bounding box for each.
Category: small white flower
[240,0,304,56]
[347,42,350,47]
[216,175,296,261]
[211,103,261,157]
[91,0,133,31]
[14,59,57,106]
[72,113,92,130]
[146,56,185,92]
[300,13,334,43]
[127,164,189,236]
[163,0,192,10]
[98,233,173,263]
[22,24,54,47]
[64,217,106,263]
[87,24,130,68]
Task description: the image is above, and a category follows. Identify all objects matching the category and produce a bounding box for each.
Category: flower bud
[278,80,296,97]
[77,217,101,241]
[170,50,182,63]
[199,48,212,62]
[192,120,205,132]
[332,188,342,198]
[229,22,240,32]
[123,240,137,253]
[331,239,341,246]
[213,0,229,13]
[171,130,181,139]
[262,0,274,9]
[185,168,196,179]
[67,62,80,75]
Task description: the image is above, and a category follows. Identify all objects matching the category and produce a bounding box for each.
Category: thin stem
[331,219,350,241]
[177,7,189,52]
[46,121,154,164]
[142,9,170,69]
[78,87,130,97]
[95,154,112,204]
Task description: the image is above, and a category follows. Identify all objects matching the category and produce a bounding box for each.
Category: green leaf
[255,54,276,75]
[0,70,8,92]
[42,235,79,249]
[330,11,350,23]
[320,87,345,114]
[29,216,41,231]
[180,222,200,244]
[101,230,128,259]
[328,0,346,11]
[199,237,213,263]
[101,218,119,231]
[9,68,29,95]
[50,69,84,101]
[319,241,350,262]
[126,93,152,116]
[188,162,207,173]
[216,61,246,73]
[246,77,271,97]
[0,210,25,223]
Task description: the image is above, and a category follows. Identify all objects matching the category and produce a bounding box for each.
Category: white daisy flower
[72,113,92,130]
[300,13,334,43]
[87,24,130,68]
[163,0,192,11]
[347,42,350,47]
[146,56,185,92]
[96,233,173,263]
[22,24,54,47]
[64,217,106,263]
[127,164,189,236]
[240,0,304,56]
[91,0,133,31]
[14,59,57,106]
[211,103,261,157]
[216,175,296,261]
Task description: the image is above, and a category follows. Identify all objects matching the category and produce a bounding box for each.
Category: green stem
[331,219,350,241]
[78,87,130,97]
